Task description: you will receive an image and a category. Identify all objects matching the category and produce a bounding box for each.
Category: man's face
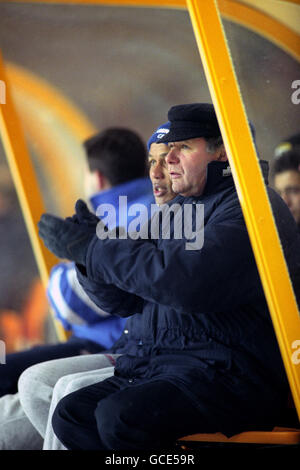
[165,137,226,197]
[148,143,176,205]
[274,170,300,225]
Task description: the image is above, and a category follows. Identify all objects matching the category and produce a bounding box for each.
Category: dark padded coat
[76,160,300,436]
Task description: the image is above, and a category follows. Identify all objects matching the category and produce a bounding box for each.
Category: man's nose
[165,147,178,164]
[151,164,164,179]
[282,192,292,208]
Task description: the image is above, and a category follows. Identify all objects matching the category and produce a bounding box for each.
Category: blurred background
[0,0,299,351]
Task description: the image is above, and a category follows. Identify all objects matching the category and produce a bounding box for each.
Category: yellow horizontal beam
[219,0,300,62]
[0,0,186,6]
[186,0,300,419]
[4,0,299,62]
[0,52,67,341]
[9,0,300,5]
[280,1,300,5]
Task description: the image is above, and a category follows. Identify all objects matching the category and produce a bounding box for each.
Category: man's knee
[18,363,41,394]
[18,364,57,437]
[51,393,75,447]
[52,388,105,450]
[95,396,128,449]
[18,363,48,412]
[53,375,73,399]
[95,394,150,450]
[18,359,57,398]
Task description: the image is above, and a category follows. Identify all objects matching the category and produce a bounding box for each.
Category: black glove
[38,211,96,265]
[65,199,99,227]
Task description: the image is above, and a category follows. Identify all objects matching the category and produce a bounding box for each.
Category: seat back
[178,427,300,446]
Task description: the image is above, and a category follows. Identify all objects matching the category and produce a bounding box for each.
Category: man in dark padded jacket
[38,103,300,450]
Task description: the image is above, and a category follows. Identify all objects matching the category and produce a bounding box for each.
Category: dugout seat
[178,395,300,447]
[178,426,300,447]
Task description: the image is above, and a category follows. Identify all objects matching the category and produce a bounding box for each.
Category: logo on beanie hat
[156,129,170,139]
[147,122,170,151]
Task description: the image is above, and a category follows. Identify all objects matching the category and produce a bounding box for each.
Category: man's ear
[94,170,111,191]
[216,145,228,162]
[95,170,105,190]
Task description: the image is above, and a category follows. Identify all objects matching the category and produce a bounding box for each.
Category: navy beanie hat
[147,122,171,151]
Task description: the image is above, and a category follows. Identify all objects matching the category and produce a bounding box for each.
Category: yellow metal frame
[0,52,67,341]
[0,0,299,420]
[186,0,300,420]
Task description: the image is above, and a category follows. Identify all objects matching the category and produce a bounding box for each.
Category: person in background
[274,132,300,158]
[272,149,300,232]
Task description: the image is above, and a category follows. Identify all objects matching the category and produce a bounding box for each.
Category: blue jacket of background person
[76,161,300,435]
[47,177,154,350]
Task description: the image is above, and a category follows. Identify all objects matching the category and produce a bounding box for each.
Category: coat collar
[168,160,269,204]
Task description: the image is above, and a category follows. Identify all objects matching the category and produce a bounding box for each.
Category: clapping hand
[38,200,98,265]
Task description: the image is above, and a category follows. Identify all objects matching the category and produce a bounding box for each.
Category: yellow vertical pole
[186,0,300,418]
[0,50,66,342]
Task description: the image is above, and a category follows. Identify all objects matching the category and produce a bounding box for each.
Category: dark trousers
[0,337,104,397]
[52,376,215,450]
